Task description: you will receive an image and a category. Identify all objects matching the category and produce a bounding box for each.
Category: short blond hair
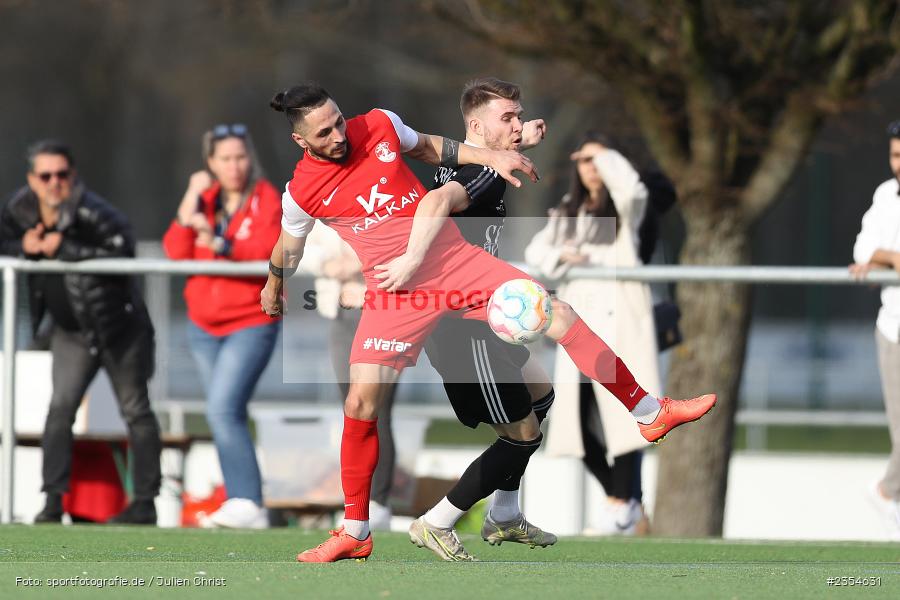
[459,77,520,118]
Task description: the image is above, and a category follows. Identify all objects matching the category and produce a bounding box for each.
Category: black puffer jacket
[0,184,153,351]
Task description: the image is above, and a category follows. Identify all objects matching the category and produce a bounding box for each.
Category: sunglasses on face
[211,123,248,140]
[34,170,71,183]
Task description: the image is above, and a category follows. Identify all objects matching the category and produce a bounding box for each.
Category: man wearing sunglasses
[0,140,162,526]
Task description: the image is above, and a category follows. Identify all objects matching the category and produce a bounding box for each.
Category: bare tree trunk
[652,200,753,536]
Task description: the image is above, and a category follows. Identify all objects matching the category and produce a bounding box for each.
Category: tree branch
[619,81,689,177]
[741,0,899,221]
[739,92,820,222]
[679,0,723,190]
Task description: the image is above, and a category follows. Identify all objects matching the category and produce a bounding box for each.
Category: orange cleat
[296,526,373,563]
[638,394,717,443]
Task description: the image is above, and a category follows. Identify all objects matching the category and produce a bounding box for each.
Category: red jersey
[163,178,282,335]
[284,109,465,288]
[282,109,537,370]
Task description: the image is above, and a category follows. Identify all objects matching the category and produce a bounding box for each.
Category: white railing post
[2,265,18,524]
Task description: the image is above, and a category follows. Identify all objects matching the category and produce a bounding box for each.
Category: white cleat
[409,516,477,562]
[481,513,557,547]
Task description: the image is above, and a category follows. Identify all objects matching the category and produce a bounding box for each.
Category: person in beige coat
[525,131,661,535]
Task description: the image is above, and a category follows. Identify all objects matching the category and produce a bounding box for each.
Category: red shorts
[349,243,539,370]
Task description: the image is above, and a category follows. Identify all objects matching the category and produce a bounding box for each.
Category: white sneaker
[369,500,392,531]
[588,498,645,536]
[203,498,268,529]
[867,480,900,540]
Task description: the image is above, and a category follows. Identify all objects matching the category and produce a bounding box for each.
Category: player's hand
[488,150,539,188]
[40,232,63,258]
[520,119,547,150]
[22,223,44,254]
[374,253,422,292]
[260,281,285,317]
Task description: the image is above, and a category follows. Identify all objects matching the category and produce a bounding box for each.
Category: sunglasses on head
[34,170,70,183]
[887,120,900,138]
[211,123,248,140]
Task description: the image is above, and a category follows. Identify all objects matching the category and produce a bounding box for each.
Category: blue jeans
[187,320,280,504]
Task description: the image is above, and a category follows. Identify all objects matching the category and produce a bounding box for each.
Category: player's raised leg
[545,299,716,443]
[296,363,399,563]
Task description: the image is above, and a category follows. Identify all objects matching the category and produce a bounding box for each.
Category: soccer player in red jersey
[261,82,716,562]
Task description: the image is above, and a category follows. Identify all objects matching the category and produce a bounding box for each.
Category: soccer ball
[487,279,553,345]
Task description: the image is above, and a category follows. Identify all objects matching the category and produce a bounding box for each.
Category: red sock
[558,317,647,410]
[340,415,379,521]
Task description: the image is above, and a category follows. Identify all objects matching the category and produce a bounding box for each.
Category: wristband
[269,260,297,278]
[440,138,459,169]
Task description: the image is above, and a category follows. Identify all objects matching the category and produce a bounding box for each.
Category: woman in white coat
[525,131,661,535]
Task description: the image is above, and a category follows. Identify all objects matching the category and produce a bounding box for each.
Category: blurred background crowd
[2,0,900,539]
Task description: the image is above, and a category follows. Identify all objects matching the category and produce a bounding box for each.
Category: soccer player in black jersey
[409,78,559,561]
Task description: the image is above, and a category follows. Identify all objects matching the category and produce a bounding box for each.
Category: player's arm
[373,183,470,292]
[379,109,539,188]
[261,229,307,317]
[408,133,538,188]
[261,187,314,316]
[520,119,547,151]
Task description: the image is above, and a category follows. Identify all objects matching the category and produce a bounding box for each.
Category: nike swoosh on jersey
[322,187,339,206]
[629,386,641,398]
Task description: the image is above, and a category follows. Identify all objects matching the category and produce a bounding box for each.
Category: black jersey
[432,164,507,256]
[425,161,532,428]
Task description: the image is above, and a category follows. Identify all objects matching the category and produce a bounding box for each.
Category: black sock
[447,433,543,511]
[493,390,554,493]
[496,433,544,492]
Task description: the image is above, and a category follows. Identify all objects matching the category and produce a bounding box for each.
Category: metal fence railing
[2,257,898,524]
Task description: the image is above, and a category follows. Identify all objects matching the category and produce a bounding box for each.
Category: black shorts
[424,318,533,429]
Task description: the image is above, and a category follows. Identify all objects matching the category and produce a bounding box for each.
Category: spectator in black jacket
[0,140,161,525]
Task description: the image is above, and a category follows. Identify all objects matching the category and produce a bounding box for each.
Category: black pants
[579,382,642,502]
[329,308,396,506]
[41,323,162,500]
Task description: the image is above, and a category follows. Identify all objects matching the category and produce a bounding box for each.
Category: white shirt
[853,177,900,342]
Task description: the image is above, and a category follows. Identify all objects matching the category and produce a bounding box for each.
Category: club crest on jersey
[374,141,397,163]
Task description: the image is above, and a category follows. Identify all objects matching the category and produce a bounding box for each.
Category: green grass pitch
[1,525,898,599]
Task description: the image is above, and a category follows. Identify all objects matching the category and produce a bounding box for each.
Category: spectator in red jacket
[163,123,281,528]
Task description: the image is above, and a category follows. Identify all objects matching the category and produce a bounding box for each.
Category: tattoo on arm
[441,138,459,169]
